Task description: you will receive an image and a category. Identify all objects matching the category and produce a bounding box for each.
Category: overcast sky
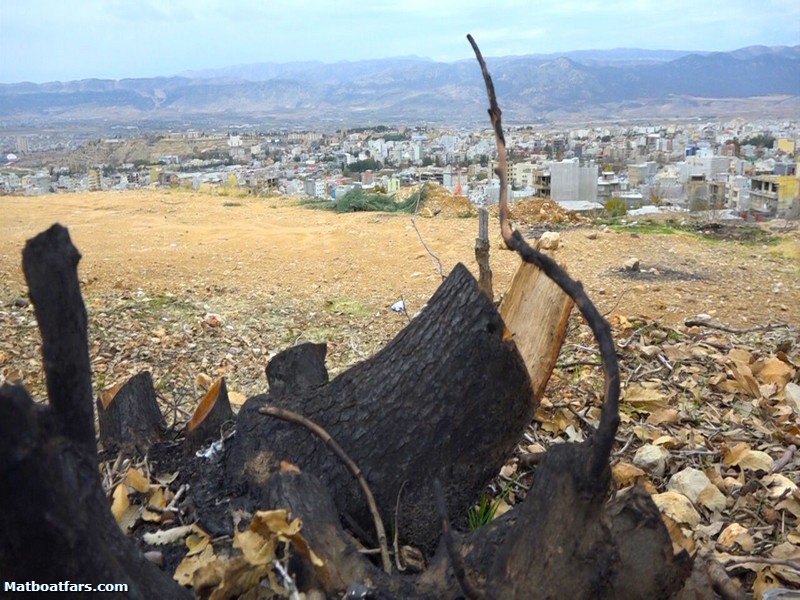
[1,0,798,83]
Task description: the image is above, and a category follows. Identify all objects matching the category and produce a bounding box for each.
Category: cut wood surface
[186,377,234,450]
[500,258,574,400]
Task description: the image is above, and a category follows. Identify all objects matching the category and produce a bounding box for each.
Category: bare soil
[0,189,797,402]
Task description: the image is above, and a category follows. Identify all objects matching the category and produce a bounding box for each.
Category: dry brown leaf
[125,468,150,494]
[729,360,761,398]
[623,384,671,412]
[718,523,754,552]
[250,509,303,539]
[697,485,727,512]
[207,557,272,600]
[661,514,696,555]
[753,568,783,600]
[651,491,701,527]
[111,483,130,523]
[647,409,681,426]
[612,462,646,487]
[764,474,798,498]
[758,357,795,391]
[652,435,679,448]
[770,542,800,585]
[233,528,276,566]
[723,442,752,467]
[174,544,217,586]
[186,533,210,557]
[777,497,800,518]
[728,348,754,364]
[155,471,179,486]
[738,450,775,472]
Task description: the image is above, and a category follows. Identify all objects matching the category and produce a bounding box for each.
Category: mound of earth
[397,183,476,218]
[492,198,588,226]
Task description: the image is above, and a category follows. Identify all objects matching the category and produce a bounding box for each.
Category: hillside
[1,46,798,127]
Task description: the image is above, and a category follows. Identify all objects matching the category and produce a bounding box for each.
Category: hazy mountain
[1,46,798,128]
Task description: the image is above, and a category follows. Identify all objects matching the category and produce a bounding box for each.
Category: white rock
[667,467,712,504]
[785,382,800,413]
[538,231,561,250]
[633,444,670,478]
[667,468,728,511]
[623,257,640,271]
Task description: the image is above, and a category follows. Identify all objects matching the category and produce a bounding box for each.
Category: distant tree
[604,197,627,218]
[741,134,775,149]
[345,158,381,173]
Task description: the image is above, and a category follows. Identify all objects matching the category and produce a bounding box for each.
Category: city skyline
[1,0,799,83]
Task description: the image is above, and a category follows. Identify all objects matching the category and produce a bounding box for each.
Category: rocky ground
[1,188,799,597]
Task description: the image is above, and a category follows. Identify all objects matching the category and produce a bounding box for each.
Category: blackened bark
[229,263,534,554]
[266,342,328,397]
[97,371,164,453]
[1,225,189,598]
[0,383,191,599]
[22,224,96,459]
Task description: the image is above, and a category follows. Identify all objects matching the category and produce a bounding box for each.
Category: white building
[549,159,598,203]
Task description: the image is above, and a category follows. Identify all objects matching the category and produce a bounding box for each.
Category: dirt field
[0,189,798,402]
[1,189,797,322]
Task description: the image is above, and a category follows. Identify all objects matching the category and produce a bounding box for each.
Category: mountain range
[1,46,798,129]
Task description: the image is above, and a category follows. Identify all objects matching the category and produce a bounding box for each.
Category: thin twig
[771,445,796,474]
[684,318,791,334]
[259,405,392,575]
[723,554,800,572]
[393,480,407,572]
[468,34,620,481]
[411,183,445,280]
[557,360,603,369]
[433,479,487,600]
[601,288,633,318]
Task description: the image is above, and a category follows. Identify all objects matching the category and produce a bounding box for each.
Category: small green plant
[468,476,518,531]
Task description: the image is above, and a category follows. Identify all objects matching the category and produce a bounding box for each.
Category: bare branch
[684,318,792,334]
[411,183,445,280]
[259,405,392,575]
[724,554,800,572]
[467,34,620,481]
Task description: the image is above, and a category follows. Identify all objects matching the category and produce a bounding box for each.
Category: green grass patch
[301,326,340,343]
[325,297,371,318]
[142,294,195,318]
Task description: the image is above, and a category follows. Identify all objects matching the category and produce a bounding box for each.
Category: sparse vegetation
[604,197,627,218]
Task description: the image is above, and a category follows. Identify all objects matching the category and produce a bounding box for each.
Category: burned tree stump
[186,377,234,450]
[0,225,190,599]
[266,341,329,397]
[229,262,535,554]
[97,371,164,453]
